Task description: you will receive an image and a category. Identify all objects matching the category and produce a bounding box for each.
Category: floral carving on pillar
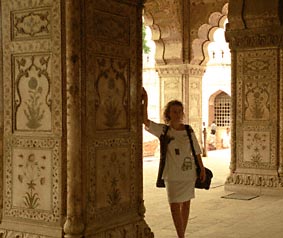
[13,54,52,131]
[12,8,51,40]
[242,131,270,168]
[96,149,130,209]
[95,57,128,130]
[244,82,270,120]
[14,152,50,210]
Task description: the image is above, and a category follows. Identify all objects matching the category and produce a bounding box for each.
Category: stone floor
[143,149,283,238]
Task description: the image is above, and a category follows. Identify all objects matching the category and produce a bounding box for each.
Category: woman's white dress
[146,121,202,203]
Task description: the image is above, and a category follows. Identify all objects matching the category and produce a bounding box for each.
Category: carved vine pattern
[95,57,128,129]
[244,82,270,120]
[226,173,283,188]
[4,138,60,222]
[15,55,51,129]
[14,10,50,38]
[17,153,46,209]
[101,152,127,206]
[87,138,135,224]
[245,132,268,166]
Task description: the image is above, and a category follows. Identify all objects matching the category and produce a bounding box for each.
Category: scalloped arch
[191,3,229,65]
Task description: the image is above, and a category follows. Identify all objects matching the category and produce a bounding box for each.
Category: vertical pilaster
[63,0,84,237]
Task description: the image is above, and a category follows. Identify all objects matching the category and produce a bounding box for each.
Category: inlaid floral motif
[17,153,46,209]
[24,77,45,129]
[95,149,130,209]
[95,57,128,130]
[243,131,270,167]
[12,9,51,40]
[244,82,270,120]
[102,152,127,206]
[14,54,52,131]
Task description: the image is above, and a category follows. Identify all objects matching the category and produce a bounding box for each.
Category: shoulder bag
[185,125,213,190]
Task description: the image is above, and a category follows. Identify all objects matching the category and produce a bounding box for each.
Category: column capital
[156,64,206,77]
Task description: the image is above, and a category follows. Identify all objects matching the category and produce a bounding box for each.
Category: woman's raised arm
[141,87,150,127]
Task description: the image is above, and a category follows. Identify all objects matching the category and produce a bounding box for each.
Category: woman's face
[169,105,184,123]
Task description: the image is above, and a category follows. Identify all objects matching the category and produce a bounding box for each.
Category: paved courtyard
[143,149,283,238]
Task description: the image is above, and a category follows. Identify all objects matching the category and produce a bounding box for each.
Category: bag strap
[163,125,169,136]
[185,125,200,169]
[156,125,170,187]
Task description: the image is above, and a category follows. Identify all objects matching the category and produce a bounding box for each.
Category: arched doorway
[207,91,231,149]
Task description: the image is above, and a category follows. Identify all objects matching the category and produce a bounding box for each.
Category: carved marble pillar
[0,1,153,238]
[0,0,64,238]
[78,0,153,237]
[225,0,283,194]
[157,64,206,141]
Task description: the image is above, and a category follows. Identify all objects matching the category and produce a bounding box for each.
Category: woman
[142,88,206,238]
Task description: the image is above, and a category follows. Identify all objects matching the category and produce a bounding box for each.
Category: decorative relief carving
[162,77,182,104]
[244,82,270,120]
[235,49,278,172]
[226,173,283,188]
[237,124,277,170]
[96,148,130,208]
[4,137,60,222]
[237,49,277,123]
[189,94,200,117]
[12,8,51,40]
[226,31,283,49]
[242,131,270,168]
[12,149,52,210]
[10,0,53,9]
[157,64,206,77]
[95,57,128,130]
[13,54,52,131]
[243,57,272,76]
[0,229,54,238]
[94,10,129,45]
[87,138,136,224]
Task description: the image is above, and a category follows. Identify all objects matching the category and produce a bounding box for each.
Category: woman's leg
[170,203,184,238]
[181,200,191,233]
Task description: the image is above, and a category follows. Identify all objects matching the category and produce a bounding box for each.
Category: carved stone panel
[244,82,270,120]
[94,57,129,131]
[12,148,52,210]
[95,148,131,209]
[87,138,136,226]
[161,77,183,108]
[236,49,278,170]
[11,8,51,41]
[13,54,52,132]
[243,131,271,167]
[3,137,61,222]
[189,80,201,118]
